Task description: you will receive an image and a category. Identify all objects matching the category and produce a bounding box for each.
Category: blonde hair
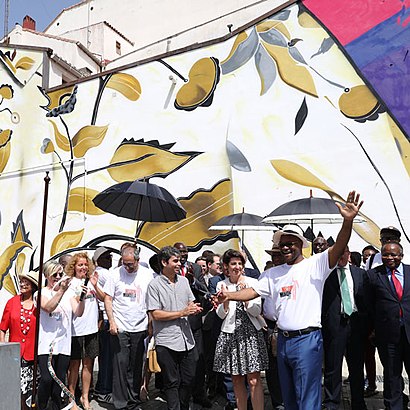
[43,260,64,278]
[65,252,95,278]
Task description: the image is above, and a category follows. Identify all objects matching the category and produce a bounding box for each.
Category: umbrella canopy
[263,197,365,225]
[209,209,272,250]
[93,180,186,227]
[209,211,271,231]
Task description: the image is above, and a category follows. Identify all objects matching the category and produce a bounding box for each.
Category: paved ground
[86,357,399,410]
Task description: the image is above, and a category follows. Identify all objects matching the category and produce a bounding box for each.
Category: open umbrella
[262,192,365,253]
[263,194,365,226]
[209,208,272,246]
[93,180,186,237]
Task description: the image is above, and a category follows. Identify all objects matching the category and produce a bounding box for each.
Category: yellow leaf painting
[68,187,105,215]
[175,57,220,110]
[338,85,380,120]
[106,73,142,101]
[256,21,291,40]
[221,32,249,65]
[49,120,70,152]
[108,140,200,182]
[0,241,32,292]
[138,179,234,249]
[263,42,318,97]
[0,84,13,99]
[14,56,35,70]
[72,125,108,158]
[0,129,12,174]
[50,229,85,256]
[387,116,410,177]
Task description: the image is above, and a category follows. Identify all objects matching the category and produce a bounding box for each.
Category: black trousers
[110,330,146,410]
[264,327,283,408]
[322,314,367,410]
[37,354,70,410]
[378,327,410,410]
[156,345,198,410]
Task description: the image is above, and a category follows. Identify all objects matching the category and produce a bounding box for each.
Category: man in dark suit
[174,242,207,292]
[322,246,368,410]
[366,242,410,410]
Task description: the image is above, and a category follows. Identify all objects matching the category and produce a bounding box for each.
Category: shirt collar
[160,273,179,284]
[387,263,404,275]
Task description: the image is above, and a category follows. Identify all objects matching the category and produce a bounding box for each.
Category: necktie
[391,269,403,300]
[180,265,185,276]
[339,268,353,316]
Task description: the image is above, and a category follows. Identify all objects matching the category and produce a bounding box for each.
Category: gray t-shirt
[146,273,195,351]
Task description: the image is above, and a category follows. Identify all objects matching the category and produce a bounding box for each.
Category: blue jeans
[277,329,323,410]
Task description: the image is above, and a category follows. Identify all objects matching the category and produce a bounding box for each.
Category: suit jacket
[322,265,368,335]
[203,274,225,332]
[184,261,207,291]
[366,263,410,344]
[208,273,225,295]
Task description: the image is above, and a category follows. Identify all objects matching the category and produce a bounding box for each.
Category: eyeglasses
[51,271,63,278]
[278,242,298,248]
[123,262,136,269]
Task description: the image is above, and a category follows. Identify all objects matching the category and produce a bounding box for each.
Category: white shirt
[37,287,76,356]
[70,277,99,336]
[104,264,155,332]
[255,250,333,331]
[259,269,276,322]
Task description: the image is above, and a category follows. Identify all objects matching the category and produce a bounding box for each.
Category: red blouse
[0,295,37,361]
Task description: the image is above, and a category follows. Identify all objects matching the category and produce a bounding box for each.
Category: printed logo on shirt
[123,289,136,299]
[84,289,96,300]
[279,280,299,300]
[279,286,293,298]
[49,311,62,321]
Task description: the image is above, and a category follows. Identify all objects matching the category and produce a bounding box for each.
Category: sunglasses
[278,242,298,248]
[123,262,136,269]
[51,271,63,278]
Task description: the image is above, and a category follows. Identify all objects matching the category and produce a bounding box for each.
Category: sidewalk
[88,362,392,410]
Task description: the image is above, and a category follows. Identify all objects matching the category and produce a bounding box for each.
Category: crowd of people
[1,190,410,410]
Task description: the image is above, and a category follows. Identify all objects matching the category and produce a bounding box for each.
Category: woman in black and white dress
[213,249,268,410]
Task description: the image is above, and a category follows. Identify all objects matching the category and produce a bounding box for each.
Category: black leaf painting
[295,97,308,135]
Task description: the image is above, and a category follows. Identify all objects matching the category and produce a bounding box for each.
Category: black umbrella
[263,192,364,254]
[263,196,345,226]
[93,180,186,237]
[209,208,271,246]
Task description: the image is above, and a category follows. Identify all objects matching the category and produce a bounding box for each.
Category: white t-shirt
[103,265,155,332]
[37,287,75,356]
[70,277,99,336]
[255,250,333,331]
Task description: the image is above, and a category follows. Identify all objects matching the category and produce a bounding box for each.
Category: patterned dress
[213,301,268,375]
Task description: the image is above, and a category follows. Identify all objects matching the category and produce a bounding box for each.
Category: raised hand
[88,272,96,287]
[336,190,363,221]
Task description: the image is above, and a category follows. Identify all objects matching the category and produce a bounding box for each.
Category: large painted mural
[0,1,409,309]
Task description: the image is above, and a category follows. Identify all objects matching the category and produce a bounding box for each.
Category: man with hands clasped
[146,246,203,410]
[103,244,155,410]
[215,191,363,410]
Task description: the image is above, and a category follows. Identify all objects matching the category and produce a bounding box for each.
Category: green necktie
[339,267,353,316]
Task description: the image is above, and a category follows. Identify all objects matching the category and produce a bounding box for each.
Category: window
[116,41,121,55]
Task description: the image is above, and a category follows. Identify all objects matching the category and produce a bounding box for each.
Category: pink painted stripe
[302,0,406,45]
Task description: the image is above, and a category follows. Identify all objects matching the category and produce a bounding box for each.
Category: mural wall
[0,2,409,309]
